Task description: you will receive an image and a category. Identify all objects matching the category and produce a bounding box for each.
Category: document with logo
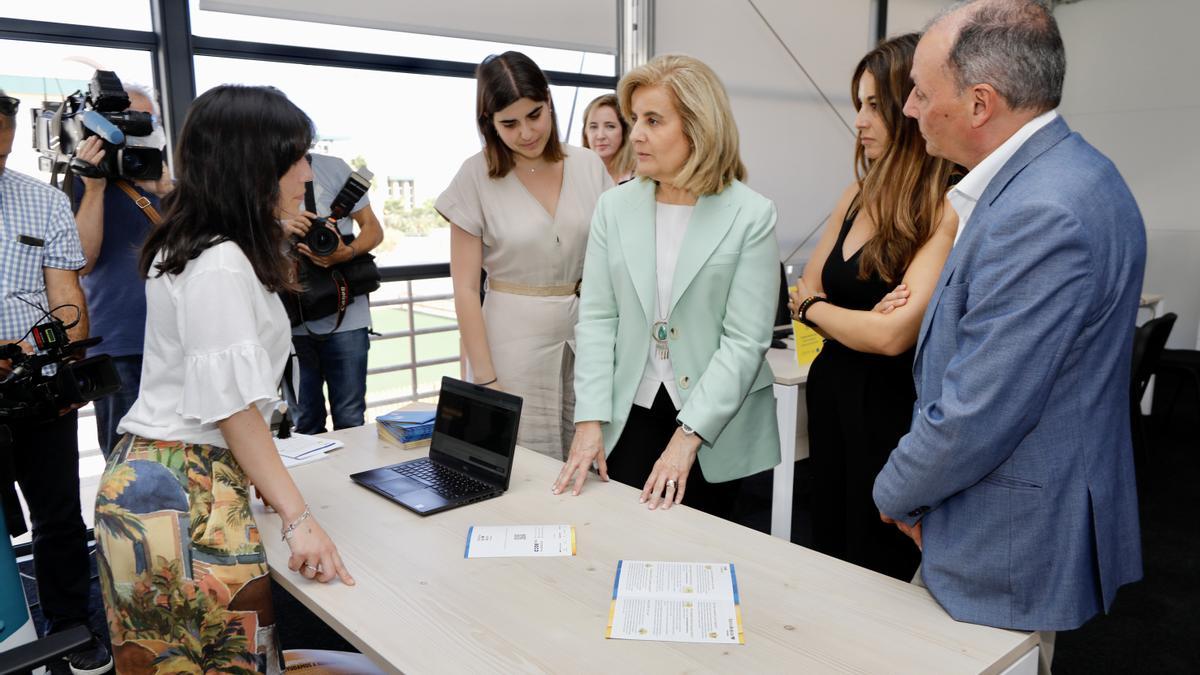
[274,433,343,468]
[606,561,744,644]
[464,525,576,558]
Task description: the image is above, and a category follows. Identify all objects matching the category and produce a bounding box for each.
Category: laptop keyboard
[392,459,492,499]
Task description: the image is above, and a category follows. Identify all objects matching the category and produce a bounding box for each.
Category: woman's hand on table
[285,511,356,586]
[553,421,608,496]
[641,428,701,510]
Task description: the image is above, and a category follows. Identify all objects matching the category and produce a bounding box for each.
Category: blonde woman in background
[581,93,635,185]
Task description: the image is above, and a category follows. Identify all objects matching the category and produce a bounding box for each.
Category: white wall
[1055,0,1200,349]
[655,0,874,266]
[887,0,950,35]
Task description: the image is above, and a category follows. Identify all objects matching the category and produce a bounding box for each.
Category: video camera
[301,159,373,257]
[0,317,121,427]
[31,70,164,181]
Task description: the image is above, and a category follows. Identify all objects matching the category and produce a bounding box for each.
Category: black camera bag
[280,179,381,334]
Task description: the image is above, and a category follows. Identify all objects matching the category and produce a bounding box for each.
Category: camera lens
[305,220,340,257]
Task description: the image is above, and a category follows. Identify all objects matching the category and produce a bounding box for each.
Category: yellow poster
[793,320,824,365]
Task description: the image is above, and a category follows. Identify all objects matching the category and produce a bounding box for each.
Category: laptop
[350,376,523,515]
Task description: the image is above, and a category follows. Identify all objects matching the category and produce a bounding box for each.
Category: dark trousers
[607,386,742,521]
[8,411,91,634]
[289,328,370,434]
[93,354,142,459]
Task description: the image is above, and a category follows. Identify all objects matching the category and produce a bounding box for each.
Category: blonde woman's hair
[581,94,635,178]
[617,54,745,196]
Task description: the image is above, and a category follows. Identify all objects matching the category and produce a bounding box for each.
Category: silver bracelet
[281,506,311,541]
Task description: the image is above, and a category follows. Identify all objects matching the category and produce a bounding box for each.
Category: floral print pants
[95,435,281,674]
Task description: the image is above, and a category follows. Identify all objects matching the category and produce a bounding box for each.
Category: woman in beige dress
[437,51,611,459]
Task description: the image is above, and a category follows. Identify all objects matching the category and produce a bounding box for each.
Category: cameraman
[71,83,170,458]
[281,153,382,433]
[0,92,112,673]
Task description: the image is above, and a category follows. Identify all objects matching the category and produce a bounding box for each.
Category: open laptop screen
[429,378,521,481]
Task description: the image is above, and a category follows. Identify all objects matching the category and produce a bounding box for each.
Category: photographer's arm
[72,137,108,276]
[346,205,383,258]
[43,267,88,343]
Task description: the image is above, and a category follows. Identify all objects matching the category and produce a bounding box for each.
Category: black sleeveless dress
[805,203,921,581]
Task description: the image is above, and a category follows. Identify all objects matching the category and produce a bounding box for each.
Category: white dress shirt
[119,241,291,447]
[949,109,1058,246]
[632,202,693,409]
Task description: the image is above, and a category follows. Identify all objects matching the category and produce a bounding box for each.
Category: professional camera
[300,160,373,257]
[31,69,164,181]
[0,317,120,426]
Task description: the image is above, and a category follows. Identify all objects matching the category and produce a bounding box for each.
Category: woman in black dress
[790,33,959,580]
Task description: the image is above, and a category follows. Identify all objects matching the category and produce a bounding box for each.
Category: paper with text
[274,433,342,468]
[464,525,576,558]
[606,561,744,644]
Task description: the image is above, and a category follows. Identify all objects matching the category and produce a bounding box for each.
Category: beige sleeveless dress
[436,145,612,459]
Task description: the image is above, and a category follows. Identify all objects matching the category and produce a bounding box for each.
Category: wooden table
[256,424,1038,674]
[767,347,810,540]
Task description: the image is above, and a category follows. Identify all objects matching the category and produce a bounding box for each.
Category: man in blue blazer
[872,1,1145,669]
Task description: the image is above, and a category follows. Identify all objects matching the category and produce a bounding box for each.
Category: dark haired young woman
[95,85,369,674]
[789,33,960,580]
[438,51,612,460]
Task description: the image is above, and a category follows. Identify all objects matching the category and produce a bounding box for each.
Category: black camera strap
[305,179,317,215]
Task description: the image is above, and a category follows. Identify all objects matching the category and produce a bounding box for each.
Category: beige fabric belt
[488,278,581,297]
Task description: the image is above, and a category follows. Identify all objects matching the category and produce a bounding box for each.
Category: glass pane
[0,39,156,190]
[189,0,615,76]
[4,2,153,31]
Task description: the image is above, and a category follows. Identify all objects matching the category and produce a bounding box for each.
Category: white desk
[767,347,809,541]
[259,424,1038,674]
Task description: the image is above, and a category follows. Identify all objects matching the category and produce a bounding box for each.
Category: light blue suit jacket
[873,117,1146,631]
[574,178,781,482]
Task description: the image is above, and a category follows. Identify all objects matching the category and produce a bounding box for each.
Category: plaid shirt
[0,169,86,341]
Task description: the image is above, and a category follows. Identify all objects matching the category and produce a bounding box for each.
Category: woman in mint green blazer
[552,54,781,519]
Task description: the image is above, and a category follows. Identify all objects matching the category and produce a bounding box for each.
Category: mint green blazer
[573,178,781,483]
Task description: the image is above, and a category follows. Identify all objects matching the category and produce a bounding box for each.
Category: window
[4,2,153,31]
[0,39,155,181]
[189,0,615,77]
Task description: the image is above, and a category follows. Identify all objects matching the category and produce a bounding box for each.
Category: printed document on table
[606,561,744,644]
[464,525,576,558]
[274,433,343,468]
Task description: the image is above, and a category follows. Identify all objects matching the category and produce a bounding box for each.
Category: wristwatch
[679,421,698,438]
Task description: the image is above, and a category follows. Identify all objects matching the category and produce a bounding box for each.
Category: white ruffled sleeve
[176,267,279,424]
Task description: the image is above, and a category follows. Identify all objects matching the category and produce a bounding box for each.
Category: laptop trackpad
[375,475,426,496]
[400,488,451,513]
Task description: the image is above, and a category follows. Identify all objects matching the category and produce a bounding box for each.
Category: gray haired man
[873,2,1145,673]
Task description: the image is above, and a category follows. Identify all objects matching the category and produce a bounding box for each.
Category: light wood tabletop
[767,345,810,385]
[255,424,1035,674]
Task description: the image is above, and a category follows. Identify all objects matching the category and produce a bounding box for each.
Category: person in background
[581,93,635,185]
[0,89,113,675]
[554,54,780,520]
[873,2,1145,672]
[788,33,959,581]
[281,152,383,435]
[71,82,173,459]
[438,51,611,460]
[96,85,366,674]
